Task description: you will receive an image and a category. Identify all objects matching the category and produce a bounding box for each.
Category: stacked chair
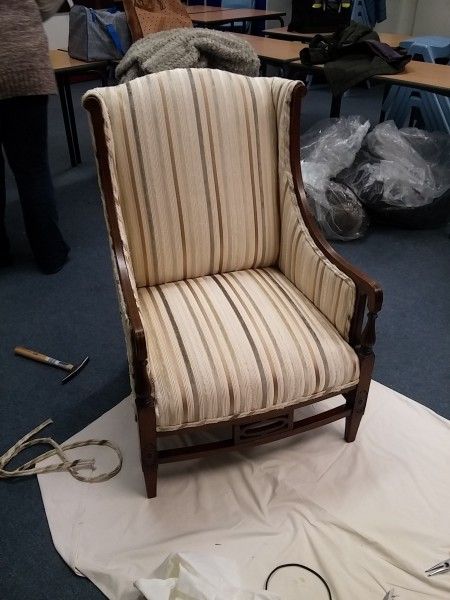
[382,36,450,133]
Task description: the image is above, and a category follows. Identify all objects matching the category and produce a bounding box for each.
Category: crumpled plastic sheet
[340,121,450,209]
[301,116,371,240]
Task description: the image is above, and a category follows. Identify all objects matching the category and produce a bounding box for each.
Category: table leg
[63,73,81,165]
[379,83,392,122]
[330,93,343,118]
[56,74,77,168]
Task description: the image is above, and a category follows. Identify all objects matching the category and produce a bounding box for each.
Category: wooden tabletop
[290,57,450,96]
[50,50,108,72]
[264,26,410,48]
[191,8,285,25]
[186,4,231,14]
[375,60,450,95]
[232,33,304,63]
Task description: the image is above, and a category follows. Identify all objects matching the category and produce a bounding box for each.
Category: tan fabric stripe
[139,77,178,285]
[219,273,278,408]
[154,285,200,423]
[187,69,216,274]
[156,78,188,280]
[175,283,225,415]
[251,269,317,394]
[125,82,155,286]
[224,272,288,405]
[207,72,235,270]
[225,75,252,266]
[272,267,358,386]
[245,78,267,266]
[211,274,268,403]
[139,288,189,423]
[184,278,237,415]
[237,78,260,268]
[263,268,332,390]
[256,269,326,390]
[198,70,225,272]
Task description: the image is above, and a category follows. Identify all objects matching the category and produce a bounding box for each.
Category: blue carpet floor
[0,81,449,600]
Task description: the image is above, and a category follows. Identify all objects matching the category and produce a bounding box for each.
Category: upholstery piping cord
[0,419,123,483]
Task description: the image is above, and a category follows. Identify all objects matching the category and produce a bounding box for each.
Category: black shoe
[37,247,70,274]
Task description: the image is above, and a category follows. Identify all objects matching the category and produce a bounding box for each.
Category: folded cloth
[134,552,280,600]
[116,28,260,82]
[300,20,411,96]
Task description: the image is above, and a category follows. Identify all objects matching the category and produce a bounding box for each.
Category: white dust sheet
[38,381,450,600]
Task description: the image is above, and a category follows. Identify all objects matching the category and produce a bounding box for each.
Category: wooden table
[191,8,286,28]
[263,26,410,48]
[375,60,450,96]
[232,33,304,67]
[289,55,450,117]
[50,50,109,166]
[186,4,231,14]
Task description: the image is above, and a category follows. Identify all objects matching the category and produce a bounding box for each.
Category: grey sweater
[0,0,63,100]
[116,28,260,83]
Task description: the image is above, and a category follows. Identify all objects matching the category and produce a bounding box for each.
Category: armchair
[83,68,382,498]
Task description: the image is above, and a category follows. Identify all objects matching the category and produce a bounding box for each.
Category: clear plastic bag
[301,116,371,240]
[339,121,450,209]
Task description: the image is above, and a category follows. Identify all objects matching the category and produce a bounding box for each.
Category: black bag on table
[288,0,353,33]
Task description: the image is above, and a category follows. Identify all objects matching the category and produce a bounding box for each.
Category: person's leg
[1,95,69,273]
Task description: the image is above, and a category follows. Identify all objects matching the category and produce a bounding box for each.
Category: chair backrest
[84,69,283,288]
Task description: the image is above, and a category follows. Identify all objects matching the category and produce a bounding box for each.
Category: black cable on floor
[265,563,332,599]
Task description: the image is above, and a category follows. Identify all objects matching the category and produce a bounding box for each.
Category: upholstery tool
[426,558,450,576]
[14,346,89,384]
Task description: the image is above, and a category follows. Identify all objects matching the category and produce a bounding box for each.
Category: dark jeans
[0,95,69,268]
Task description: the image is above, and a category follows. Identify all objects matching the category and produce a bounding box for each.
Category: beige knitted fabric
[0,1,57,100]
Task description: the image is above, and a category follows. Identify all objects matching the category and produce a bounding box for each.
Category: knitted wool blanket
[116,27,260,82]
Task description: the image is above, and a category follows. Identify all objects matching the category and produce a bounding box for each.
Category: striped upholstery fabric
[273,86,357,340]
[138,268,359,431]
[84,69,282,288]
[85,69,362,430]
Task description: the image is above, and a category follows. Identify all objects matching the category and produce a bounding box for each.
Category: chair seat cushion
[137,268,360,431]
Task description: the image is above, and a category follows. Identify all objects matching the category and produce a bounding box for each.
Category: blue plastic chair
[401,36,450,63]
[352,0,371,27]
[352,0,386,27]
[382,36,450,132]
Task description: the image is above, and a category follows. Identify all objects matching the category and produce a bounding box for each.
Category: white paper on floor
[38,381,450,600]
[134,552,280,600]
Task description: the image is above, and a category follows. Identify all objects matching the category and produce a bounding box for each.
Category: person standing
[0,0,70,274]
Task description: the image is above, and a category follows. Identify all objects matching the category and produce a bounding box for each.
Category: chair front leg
[134,359,159,498]
[141,440,158,499]
[344,352,374,442]
[344,310,378,442]
[137,400,158,498]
